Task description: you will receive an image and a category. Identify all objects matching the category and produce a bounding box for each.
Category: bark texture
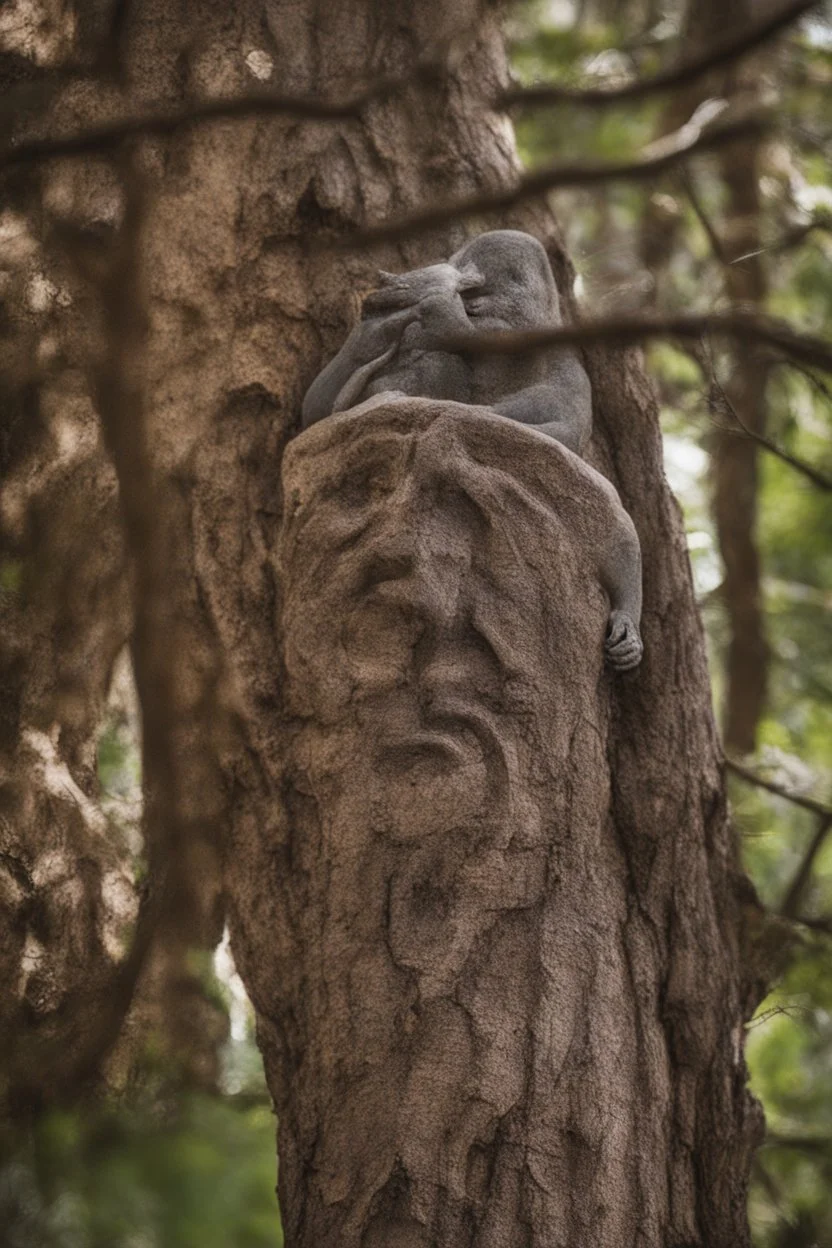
[252,397,700,1246]
[687,0,770,756]
[640,0,770,755]
[0,11,137,1106]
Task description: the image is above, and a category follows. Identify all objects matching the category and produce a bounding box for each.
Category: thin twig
[767,216,832,254]
[712,380,832,492]
[681,170,730,264]
[501,0,817,109]
[726,758,832,819]
[732,426,831,490]
[343,118,766,246]
[789,912,832,935]
[773,356,832,408]
[780,815,832,917]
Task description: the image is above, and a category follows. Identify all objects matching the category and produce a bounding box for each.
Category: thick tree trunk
[271,399,639,1243]
[2,0,760,1239]
[0,13,137,1108]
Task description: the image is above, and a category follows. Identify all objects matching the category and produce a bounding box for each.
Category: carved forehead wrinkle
[290,426,411,475]
[321,431,412,488]
[413,419,565,531]
[450,229,560,320]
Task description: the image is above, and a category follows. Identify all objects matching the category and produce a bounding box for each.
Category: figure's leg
[332,342,398,413]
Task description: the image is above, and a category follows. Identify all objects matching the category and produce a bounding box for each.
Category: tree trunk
[0,12,137,1109]
[712,136,768,756]
[250,393,756,1247]
[2,0,761,1239]
[639,0,770,755]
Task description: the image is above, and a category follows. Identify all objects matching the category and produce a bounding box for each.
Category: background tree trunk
[638,0,770,756]
[0,8,138,1108]
[713,86,769,758]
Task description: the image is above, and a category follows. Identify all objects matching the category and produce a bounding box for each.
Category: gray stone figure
[300,230,642,671]
[329,261,483,415]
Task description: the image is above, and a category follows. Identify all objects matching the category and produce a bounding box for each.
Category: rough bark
[252,395,735,1247]
[688,0,770,756]
[0,2,229,1106]
[0,9,137,1109]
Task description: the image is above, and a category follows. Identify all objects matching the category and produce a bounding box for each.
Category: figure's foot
[605,610,643,672]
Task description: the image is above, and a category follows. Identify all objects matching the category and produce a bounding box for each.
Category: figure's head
[449,230,560,329]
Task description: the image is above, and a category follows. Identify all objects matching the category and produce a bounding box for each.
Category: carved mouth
[376,729,468,773]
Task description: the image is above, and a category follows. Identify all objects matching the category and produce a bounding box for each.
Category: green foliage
[97,721,140,798]
[0,558,23,595]
[1,1095,282,1248]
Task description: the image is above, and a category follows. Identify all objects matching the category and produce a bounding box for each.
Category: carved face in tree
[278,400,616,855]
[277,399,616,1040]
[270,398,649,1235]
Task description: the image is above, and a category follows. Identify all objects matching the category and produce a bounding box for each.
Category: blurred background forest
[2,0,831,1245]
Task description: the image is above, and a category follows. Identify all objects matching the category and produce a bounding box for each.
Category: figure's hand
[415,291,472,347]
[356,306,418,358]
[363,286,417,313]
[604,610,643,672]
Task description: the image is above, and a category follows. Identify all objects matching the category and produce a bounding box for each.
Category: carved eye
[327,455,396,510]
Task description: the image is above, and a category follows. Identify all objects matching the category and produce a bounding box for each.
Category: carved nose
[354,537,462,633]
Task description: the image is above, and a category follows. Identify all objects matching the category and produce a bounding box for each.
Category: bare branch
[726,758,832,819]
[732,426,832,490]
[501,0,818,109]
[681,170,730,264]
[0,65,443,169]
[443,311,832,377]
[722,215,832,264]
[776,357,832,408]
[789,912,832,935]
[51,883,160,1100]
[710,378,832,492]
[768,215,832,253]
[780,815,832,917]
[344,118,767,246]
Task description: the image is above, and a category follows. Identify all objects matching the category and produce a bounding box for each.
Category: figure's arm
[302,307,417,429]
[413,290,477,347]
[331,340,398,414]
[492,357,592,456]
